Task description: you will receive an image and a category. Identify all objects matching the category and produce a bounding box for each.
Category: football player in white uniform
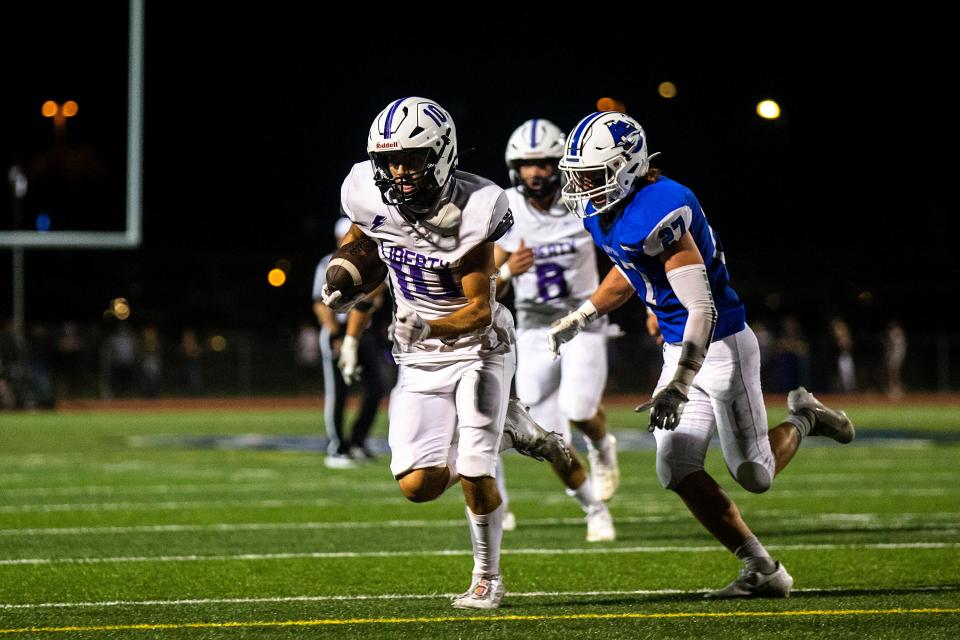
[323,97,570,610]
[493,119,619,542]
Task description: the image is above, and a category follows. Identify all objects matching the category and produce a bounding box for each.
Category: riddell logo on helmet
[376,142,400,150]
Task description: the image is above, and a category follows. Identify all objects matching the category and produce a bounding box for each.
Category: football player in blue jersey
[548,111,856,598]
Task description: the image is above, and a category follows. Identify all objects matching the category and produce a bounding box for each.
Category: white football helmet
[558,111,650,218]
[505,119,566,199]
[367,97,458,217]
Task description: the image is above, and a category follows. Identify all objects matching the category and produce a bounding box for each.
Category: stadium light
[597,97,626,112]
[658,82,677,99]
[756,99,781,120]
[42,99,79,141]
[268,268,286,287]
[111,297,131,320]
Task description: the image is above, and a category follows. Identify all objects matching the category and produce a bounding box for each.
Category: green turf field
[1,404,958,638]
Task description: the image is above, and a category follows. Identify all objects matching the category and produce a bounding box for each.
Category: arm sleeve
[665,263,717,373]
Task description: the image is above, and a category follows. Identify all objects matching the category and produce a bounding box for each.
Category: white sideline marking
[2,542,957,566]
[1,487,955,513]
[5,471,956,498]
[0,498,334,513]
[2,585,957,610]
[0,512,957,537]
[0,481,381,498]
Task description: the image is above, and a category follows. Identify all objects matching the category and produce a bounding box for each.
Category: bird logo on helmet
[558,112,652,218]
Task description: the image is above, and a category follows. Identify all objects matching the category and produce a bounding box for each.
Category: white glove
[394,311,431,350]
[547,301,598,358]
[338,335,362,385]
[321,284,365,313]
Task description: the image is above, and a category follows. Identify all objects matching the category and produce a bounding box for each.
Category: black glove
[635,382,689,432]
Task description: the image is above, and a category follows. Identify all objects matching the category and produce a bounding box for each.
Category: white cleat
[504,399,572,470]
[588,434,621,501]
[502,511,517,532]
[787,386,855,444]
[586,504,616,542]
[704,561,794,599]
[323,454,358,470]
[451,574,505,609]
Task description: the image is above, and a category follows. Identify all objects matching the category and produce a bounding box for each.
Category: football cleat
[323,453,358,470]
[502,511,517,532]
[504,399,572,470]
[588,434,620,501]
[787,387,855,444]
[586,504,616,542]
[451,574,505,609]
[704,561,794,599]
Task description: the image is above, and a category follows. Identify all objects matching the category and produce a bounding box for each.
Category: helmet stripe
[567,111,604,156]
[530,119,538,148]
[383,97,408,140]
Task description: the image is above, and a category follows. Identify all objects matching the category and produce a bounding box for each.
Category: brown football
[325,236,387,296]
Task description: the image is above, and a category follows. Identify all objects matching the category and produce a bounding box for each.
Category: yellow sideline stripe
[1,608,958,634]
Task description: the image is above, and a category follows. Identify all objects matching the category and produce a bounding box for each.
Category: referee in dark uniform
[312,217,387,468]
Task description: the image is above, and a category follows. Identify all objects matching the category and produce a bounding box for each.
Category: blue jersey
[584,176,745,344]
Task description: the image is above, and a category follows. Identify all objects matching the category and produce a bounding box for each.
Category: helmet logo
[606,120,641,151]
[423,104,448,126]
[376,141,400,150]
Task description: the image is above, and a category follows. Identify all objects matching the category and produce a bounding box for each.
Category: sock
[735,535,776,573]
[586,433,609,451]
[495,458,509,512]
[784,408,815,438]
[566,477,601,514]
[466,503,503,576]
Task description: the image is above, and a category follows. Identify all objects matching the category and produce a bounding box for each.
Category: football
[325,236,387,296]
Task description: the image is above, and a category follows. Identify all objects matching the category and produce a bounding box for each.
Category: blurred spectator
[884,321,907,400]
[0,320,17,409]
[54,321,83,398]
[101,323,138,399]
[180,328,204,395]
[752,320,775,390]
[830,317,856,392]
[296,321,320,368]
[773,316,811,392]
[141,325,163,398]
[25,324,55,409]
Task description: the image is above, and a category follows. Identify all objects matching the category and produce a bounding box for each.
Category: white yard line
[5,471,956,498]
[2,585,957,610]
[2,542,957,566]
[2,487,954,514]
[1,512,957,537]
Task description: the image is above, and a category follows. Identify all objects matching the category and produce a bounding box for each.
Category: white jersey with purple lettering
[340,161,515,365]
[497,188,605,330]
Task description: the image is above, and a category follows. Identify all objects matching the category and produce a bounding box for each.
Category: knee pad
[735,461,772,494]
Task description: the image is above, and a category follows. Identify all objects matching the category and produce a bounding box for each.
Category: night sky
[2,5,956,336]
